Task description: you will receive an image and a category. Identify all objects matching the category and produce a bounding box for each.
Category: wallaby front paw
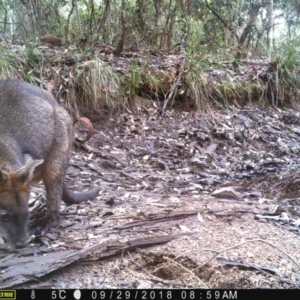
[29,215,59,236]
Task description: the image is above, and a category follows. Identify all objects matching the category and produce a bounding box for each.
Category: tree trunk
[238,1,263,46]
[267,0,274,58]
[96,0,110,40]
[74,0,83,36]
[66,1,76,41]
[114,0,126,56]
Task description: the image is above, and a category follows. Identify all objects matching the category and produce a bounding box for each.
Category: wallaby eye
[0,211,10,222]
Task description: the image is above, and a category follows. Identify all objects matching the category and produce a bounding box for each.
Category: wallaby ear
[17,159,44,184]
[0,170,8,186]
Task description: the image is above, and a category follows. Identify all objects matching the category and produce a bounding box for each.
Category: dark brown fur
[0,79,99,249]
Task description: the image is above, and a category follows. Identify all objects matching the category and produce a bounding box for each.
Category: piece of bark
[0,242,108,288]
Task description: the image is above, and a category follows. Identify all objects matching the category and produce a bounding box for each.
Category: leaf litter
[1,106,300,288]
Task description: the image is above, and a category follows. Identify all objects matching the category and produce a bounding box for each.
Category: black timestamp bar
[0,289,299,300]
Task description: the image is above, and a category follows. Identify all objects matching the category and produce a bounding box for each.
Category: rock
[40,34,62,47]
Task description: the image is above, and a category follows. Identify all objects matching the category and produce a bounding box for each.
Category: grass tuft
[65,59,120,115]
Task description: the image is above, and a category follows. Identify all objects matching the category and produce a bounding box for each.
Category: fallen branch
[198,238,300,271]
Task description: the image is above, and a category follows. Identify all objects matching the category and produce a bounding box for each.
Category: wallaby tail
[62,185,100,204]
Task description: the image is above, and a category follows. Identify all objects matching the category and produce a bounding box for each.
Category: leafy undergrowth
[2,42,300,116]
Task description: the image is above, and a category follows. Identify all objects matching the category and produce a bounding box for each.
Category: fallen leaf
[211,186,243,199]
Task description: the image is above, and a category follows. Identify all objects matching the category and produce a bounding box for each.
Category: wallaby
[0,79,99,249]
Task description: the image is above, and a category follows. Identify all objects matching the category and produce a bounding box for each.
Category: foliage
[264,43,300,107]
[0,50,16,79]
[185,53,262,110]
[0,0,300,113]
[66,59,120,115]
[0,0,298,55]
[119,61,165,111]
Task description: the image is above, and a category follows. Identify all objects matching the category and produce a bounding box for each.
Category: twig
[127,251,194,288]
[197,238,300,271]
[163,256,209,288]
[238,259,299,288]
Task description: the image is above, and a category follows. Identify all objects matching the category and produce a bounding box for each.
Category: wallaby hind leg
[29,106,99,236]
[29,107,72,236]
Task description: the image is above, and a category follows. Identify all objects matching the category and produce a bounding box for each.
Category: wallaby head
[0,159,43,249]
